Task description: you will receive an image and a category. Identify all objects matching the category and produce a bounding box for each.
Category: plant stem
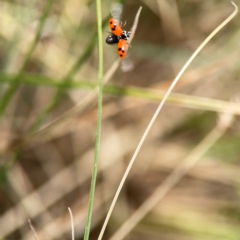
[83,0,103,239]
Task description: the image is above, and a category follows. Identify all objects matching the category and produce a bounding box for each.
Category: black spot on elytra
[118,48,125,54]
[120,54,123,57]
[110,21,113,24]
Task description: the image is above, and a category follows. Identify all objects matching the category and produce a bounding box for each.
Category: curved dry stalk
[128,7,142,44]
[28,219,40,240]
[97,2,238,240]
[68,208,75,240]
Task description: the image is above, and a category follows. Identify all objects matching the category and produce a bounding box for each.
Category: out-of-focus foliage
[0,1,240,240]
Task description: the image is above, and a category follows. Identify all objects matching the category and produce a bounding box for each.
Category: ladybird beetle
[117,39,127,59]
[106,34,121,45]
[109,18,124,37]
[106,31,131,45]
[106,6,131,59]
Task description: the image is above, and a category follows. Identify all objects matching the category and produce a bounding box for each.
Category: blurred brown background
[1,0,240,240]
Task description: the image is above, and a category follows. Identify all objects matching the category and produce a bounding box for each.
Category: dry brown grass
[1,1,240,240]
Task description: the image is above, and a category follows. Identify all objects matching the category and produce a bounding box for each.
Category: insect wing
[110,2,122,23]
[121,55,134,72]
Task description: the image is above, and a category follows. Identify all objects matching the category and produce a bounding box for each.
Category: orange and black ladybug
[105,34,121,45]
[117,39,127,59]
[108,18,124,37]
[105,30,130,45]
[106,19,130,59]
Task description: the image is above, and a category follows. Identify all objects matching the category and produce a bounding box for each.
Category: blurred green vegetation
[0,1,240,240]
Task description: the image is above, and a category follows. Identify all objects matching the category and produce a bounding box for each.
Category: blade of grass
[83,0,103,240]
[97,3,238,240]
[0,72,240,115]
[0,89,239,160]
[0,0,56,117]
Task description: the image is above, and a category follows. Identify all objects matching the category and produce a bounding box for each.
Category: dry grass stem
[28,219,39,240]
[68,208,75,240]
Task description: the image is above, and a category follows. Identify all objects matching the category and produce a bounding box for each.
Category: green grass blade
[0,72,240,115]
[83,0,103,239]
[0,0,56,117]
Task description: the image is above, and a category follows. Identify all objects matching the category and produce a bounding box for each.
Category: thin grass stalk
[1,89,240,159]
[28,219,39,240]
[68,208,75,240]
[0,73,240,116]
[97,3,238,240]
[0,0,56,117]
[83,0,103,239]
